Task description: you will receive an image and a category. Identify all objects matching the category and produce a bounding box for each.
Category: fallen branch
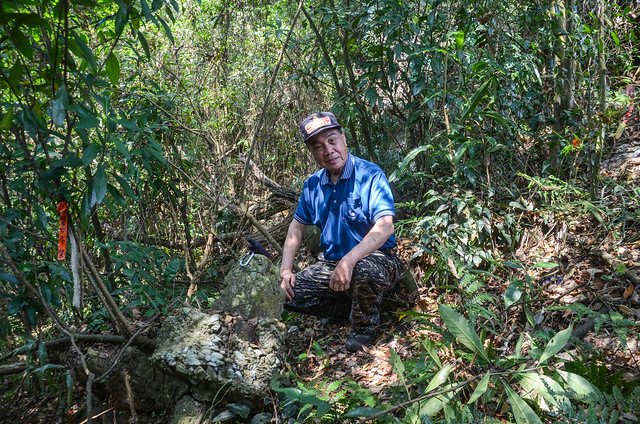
[0,362,26,376]
[239,156,299,204]
[0,333,156,364]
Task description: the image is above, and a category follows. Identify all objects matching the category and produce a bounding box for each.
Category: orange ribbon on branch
[56,201,68,260]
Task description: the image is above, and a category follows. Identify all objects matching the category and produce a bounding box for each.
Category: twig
[95,326,146,384]
[362,375,481,421]
[166,158,285,256]
[81,246,134,336]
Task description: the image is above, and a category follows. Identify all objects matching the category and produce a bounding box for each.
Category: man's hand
[280,269,296,300]
[330,258,355,291]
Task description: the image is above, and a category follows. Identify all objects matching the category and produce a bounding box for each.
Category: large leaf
[503,382,543,424]
[459,78,492,123]
[389,145,430,183]
[82,144,100,166]
[467,372,490,404]
[438,305,490,362]
[70,31,97,71]
[409,383,458,418]
[503,280,523,308]
[518,372,570,411]
[556,370,603,402]
[51,85,68,127]
[424,364,452,394]
[10,28,34,59]
[140,0,156,23]
[538,325,573,364]
[105,52,120,84]
[343,407,383,418]
[90,164,108,208]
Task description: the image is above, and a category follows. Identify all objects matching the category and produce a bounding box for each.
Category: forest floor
[283,219,640,411]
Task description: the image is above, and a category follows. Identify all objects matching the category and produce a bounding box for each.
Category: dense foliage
[1,0,638,422]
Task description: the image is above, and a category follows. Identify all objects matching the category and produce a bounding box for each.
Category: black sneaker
[345,333,375,352]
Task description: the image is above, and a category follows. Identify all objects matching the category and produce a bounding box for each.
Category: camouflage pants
[284,250,404,335]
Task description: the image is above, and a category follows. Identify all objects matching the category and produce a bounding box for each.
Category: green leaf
[438,304,490,362]
[8,60,24,91]
[82,144,100,166]
[151,0,163,11]
[503,382,543,424]
[10,29,34,59]
[140,0,156,22]
[51,85,68,127]
[90,164,108,208]
[343,407,383,418]
[424,364,452,394]
[50,155,83,169]
[502,260,524,269]
[515,333,525,359]
[1,108,14,130]
[32,363,65,374]
[105,52,120,84]
[389,347,408,389]
[115,3,129,36]
[503,280,523,308]
[467,372,490,404]
[450,30,465,49]
[538,325,573,364]
[137,32,151,59]
[157,16,175,43]
[0,272,19,286]
[532,261,559,269]
[389,145,430,182]
[71,31,97,71]
[556,370,603,402]
[518,372,570,411]
[226,403,250,418]
[460,78,492,123]
[411,383,458,418]
[115,174,137,199]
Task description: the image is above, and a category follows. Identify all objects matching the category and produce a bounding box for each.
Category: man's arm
[330,215,394,291]
[280,219,306,300]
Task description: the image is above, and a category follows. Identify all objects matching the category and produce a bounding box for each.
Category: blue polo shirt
[293,153,396,260]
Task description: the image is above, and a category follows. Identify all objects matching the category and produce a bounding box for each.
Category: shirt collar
[320,153,354,185]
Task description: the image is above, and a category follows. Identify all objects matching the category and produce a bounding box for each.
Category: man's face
[307,129,348,176]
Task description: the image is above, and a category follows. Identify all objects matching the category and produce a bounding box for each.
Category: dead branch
[239,156,299,204]
[0,334,156,364]
[0,362,26,376]
[81,246,135,336]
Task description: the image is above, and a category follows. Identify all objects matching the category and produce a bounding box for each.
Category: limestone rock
[213,253,284,319]
[153,254,286,407]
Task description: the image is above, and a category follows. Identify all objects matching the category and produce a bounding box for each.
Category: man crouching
[279,111,403,352]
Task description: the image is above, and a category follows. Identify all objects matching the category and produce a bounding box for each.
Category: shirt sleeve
[368,171,395,222]
[293,182,313,225]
